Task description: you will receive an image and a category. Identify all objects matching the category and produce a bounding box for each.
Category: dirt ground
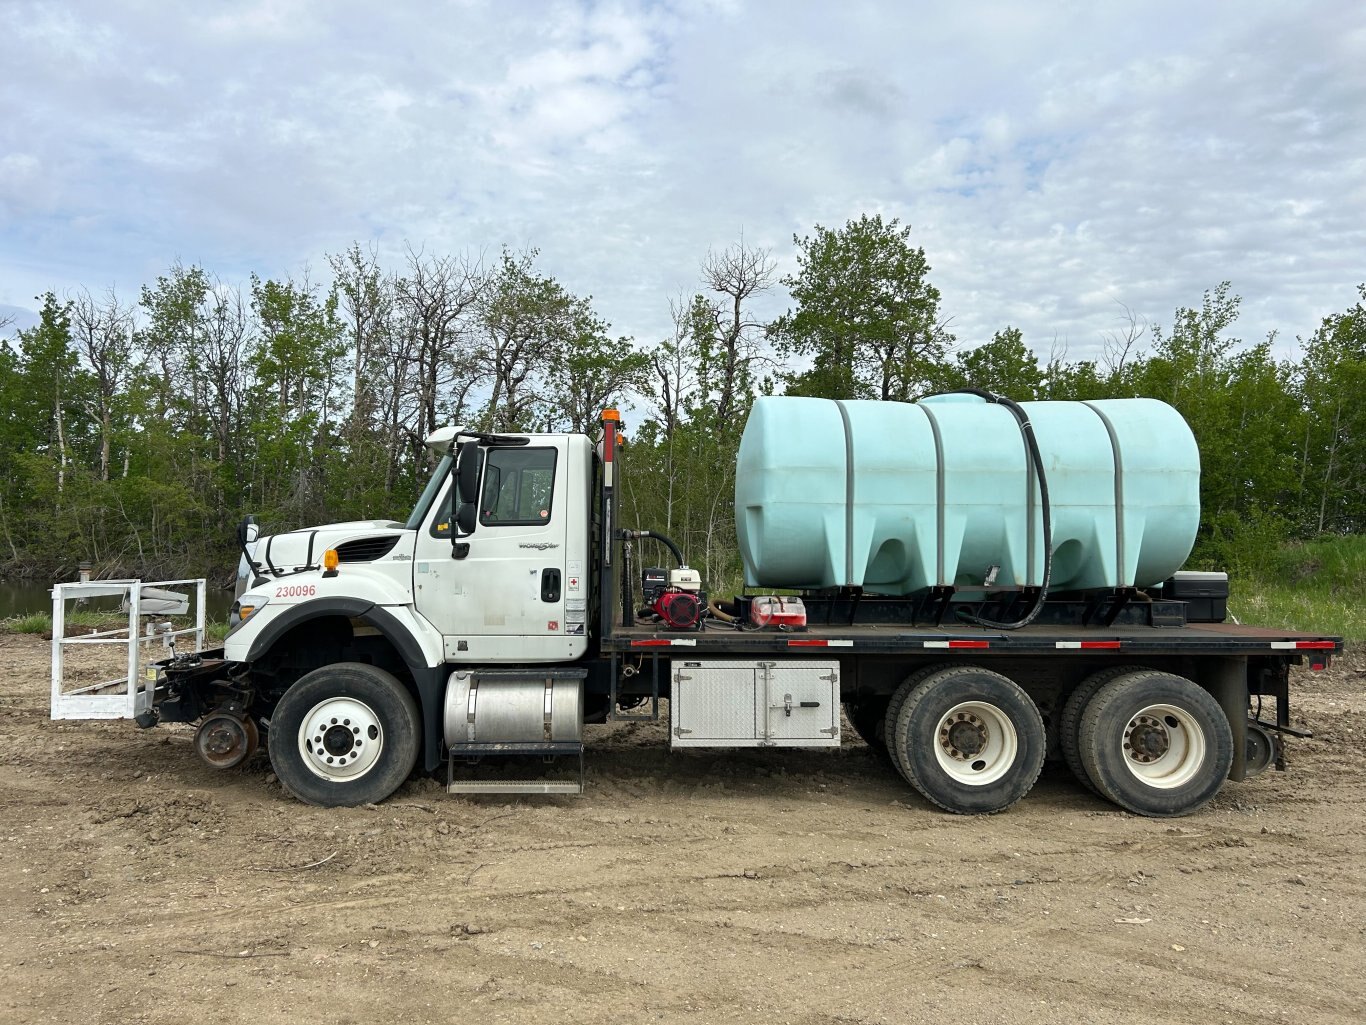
[2,633,1363,1025]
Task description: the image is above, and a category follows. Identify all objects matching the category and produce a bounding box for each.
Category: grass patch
[1231,535,1366,643]
[2,612,55,635]
[1231,584,1362,643]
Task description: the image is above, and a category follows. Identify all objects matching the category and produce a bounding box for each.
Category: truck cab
[209,429,597,805]
[228,431,593,665]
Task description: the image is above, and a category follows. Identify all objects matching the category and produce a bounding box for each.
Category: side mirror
[456,442,481,505]
[236,514,259,548]
[452,443,480,555]
[456,503,477,535]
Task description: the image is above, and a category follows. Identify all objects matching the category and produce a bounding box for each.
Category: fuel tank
[734,395,1200,594]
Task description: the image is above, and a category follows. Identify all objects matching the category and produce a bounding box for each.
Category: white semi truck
[146,395,1343,817]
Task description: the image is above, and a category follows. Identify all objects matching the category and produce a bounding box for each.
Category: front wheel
[891,666,1046,814]
[269,662,421,807]
[1078,671,1232,817]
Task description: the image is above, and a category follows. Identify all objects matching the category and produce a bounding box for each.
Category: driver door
[413,438,588,663]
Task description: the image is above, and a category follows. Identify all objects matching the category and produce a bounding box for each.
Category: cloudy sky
[2,0,1364,365]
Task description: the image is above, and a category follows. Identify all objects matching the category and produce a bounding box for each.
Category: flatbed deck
[604,621,1344,657]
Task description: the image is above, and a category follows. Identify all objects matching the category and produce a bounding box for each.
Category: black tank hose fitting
[624,529,687,568]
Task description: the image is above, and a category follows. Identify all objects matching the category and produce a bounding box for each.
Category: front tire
[1078,671,1232,817]
[891,666,1046,814]
[269,662,421,807]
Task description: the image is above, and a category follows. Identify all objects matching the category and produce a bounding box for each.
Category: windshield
[404,451,454,530]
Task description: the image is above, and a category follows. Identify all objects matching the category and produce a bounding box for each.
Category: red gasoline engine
[641,566,706,630]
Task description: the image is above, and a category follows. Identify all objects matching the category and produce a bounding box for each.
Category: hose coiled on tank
[931,388,1053,631]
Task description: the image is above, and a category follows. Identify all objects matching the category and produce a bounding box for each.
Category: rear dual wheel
[1059,665,1148,795]
[887,666,1046,814]
[1077,671,1233,817]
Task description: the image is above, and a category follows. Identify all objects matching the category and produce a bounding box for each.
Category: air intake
[334,536,401,563]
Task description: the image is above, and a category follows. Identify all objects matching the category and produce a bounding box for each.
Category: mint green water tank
[734,395,1200,594]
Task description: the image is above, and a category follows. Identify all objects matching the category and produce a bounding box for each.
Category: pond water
[0,577,234,620]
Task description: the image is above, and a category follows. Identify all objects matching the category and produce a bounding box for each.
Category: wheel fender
[241,597,448,774]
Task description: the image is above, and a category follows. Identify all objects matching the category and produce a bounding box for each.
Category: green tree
[1041,355,1108,401]
[1295,284,1366,534]
[771,214,950,400]
[69,287,136,482]
[135,264,233,516]
[478,249,584,431]
[4,294,98,567]
[1132,283,1302,567]
[544,319,649,434]
[0,337,23,564]
[246,274,347,521]
[932,326,1045,398]
[17,295,91,498]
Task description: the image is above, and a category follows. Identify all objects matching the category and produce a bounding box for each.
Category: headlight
[229,593,269,628]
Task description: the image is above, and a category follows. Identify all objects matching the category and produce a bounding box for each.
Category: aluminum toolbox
[670,659,840,748]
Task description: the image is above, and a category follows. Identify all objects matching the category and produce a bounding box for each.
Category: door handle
[541,568,561,603]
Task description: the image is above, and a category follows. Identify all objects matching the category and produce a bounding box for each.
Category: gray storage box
[670,659,840,748]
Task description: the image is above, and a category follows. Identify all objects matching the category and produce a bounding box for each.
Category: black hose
[620,533,634,628]
[926,388,1053,631]
[627,529,686,568]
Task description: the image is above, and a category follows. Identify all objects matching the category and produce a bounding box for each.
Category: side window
[429,489,453,538]
[480,447,557,527]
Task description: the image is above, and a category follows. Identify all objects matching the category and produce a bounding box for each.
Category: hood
[241,520,410,580]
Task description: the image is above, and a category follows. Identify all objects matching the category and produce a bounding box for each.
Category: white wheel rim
[298,697,384,782]
[1121,702,1206,789]
[932,700,1019,785]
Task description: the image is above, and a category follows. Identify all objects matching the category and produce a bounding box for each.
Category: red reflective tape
[787,639,828,647]
[1080,641,1123,649]
[630,639,670,647]
[948,640,990,649]
[604,423,615,462]
[1296,641,1337,650]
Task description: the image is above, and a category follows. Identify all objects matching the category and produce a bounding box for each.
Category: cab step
[445,740,584,796]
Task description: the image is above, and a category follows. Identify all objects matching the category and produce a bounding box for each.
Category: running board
[447,779,583,795]
[445,741,584,796]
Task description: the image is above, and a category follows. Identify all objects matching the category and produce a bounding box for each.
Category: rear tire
[269,662,421,808]
[1078,671,1232,817]
[891,666,1046,814]
[843,701,887,752]
[1059,665,1148,795]
[883,665,948,763]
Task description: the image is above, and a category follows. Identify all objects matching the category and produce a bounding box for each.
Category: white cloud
[1,0,1363,368]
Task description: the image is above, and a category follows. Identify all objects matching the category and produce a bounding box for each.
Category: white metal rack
[50,578,207,720]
